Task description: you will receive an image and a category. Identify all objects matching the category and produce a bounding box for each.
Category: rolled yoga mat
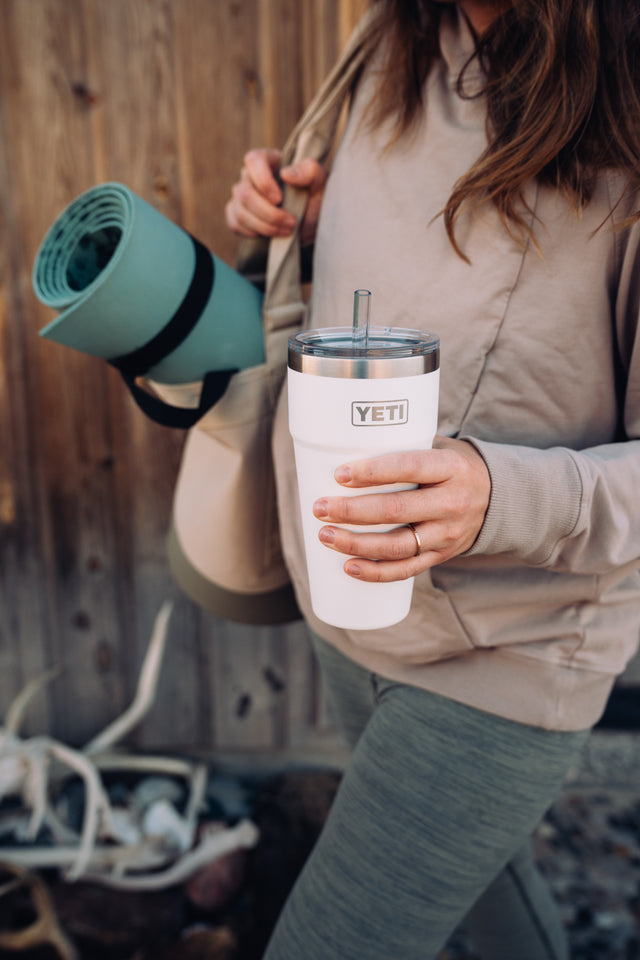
[33,183,265,425]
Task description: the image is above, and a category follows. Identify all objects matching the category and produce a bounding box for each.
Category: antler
[0,862,79,960]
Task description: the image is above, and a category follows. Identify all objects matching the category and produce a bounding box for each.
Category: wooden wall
[0,0,365,755]
[1,0,637,758]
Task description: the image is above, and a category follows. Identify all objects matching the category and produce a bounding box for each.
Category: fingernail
[319,528,335,544]
[281,163,301,180]
[335,466,352,483]
[345,562,361,577]
[313,499,329,518]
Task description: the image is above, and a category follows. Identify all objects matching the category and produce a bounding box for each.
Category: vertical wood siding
[0,0,365,754]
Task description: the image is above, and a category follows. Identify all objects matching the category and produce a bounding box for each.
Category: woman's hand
[225,148,328,246]
[312,437,491,581]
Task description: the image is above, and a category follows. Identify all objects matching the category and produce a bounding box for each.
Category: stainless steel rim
[288,349,439,378]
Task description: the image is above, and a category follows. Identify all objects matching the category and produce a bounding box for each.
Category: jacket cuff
[461,438,584,564]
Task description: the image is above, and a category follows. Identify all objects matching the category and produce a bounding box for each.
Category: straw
[352,289,371,349]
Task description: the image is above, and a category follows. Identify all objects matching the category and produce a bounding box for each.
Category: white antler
[2,667,60,742]
[83,600,173,755]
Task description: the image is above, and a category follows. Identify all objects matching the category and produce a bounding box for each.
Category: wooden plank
[76,0,202,749]
[166,0,348,755]
[0,0,355,756]
[171,0,262,265]
[0,0,129,744]
[282,620,346,752]
[338,0,368,46]
[208,618,282,751]
[0,145,53,734]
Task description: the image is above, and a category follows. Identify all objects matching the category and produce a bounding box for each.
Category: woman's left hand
[313,437,491,581]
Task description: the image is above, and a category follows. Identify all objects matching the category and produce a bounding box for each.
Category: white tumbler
[288,292,440,630]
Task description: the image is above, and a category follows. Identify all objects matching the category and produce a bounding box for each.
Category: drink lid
[289,291,439,378]
[288,325,440,379]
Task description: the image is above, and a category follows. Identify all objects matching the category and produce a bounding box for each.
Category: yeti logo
[351,400,409,426]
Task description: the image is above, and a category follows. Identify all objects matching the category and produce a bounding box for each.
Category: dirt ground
[444,787,640,960]
[1,761,639,960]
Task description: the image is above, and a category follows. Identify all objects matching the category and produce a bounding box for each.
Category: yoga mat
[33,183,265,385]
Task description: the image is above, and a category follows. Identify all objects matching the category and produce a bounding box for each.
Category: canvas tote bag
[153,12,376,624]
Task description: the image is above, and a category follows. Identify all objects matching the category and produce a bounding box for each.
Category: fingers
[244,148,284,204]
[332,447,456,488]
[225,147,327,242]
[317,520,447,582]
[225,148,296,238]
[225,150,329,240]
[312,484,456,569]
[312,440,492,582]
[318,523,421,559]
[281,158,328,246]
[343,555,435,582]
[280,158,328,194]
[313,488,430,527]
[320,523,432,563]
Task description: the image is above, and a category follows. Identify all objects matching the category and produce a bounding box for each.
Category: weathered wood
[1,0,637,762]
[0,0,367,754]
[0,0,128,743]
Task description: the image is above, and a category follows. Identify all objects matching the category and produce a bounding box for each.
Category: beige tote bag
[155,13,376,624]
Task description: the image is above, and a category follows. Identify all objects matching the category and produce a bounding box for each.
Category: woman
[226,1,640,957]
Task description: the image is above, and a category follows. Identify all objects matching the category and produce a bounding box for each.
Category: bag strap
[244,8,378,354]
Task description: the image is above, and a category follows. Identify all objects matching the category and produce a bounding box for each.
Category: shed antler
[0,862,79,960]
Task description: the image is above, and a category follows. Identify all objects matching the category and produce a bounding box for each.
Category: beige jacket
[272,8,640,731]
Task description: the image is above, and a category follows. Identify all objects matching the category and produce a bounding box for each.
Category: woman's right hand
[225,148,328,246]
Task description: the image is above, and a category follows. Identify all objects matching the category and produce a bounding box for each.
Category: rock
[51,882,184,958]
[233,769,342,959]
[149,924,237,960]
[186,824,248,912]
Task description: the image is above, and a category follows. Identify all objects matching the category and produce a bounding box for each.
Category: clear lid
[289,325,439,360]
[288,291,439,377]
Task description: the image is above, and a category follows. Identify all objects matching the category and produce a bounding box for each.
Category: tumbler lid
[288,326,440,379]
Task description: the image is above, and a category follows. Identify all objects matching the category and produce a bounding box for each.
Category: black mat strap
[120,368,235,429]
[109,235,214,377]
[108,234,236,428]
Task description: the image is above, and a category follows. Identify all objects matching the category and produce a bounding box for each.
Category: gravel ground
[535,790,640,960]
[236,734,640,960]
[1,733,638,959]
[441,787,640,960]
[243,732,640,960]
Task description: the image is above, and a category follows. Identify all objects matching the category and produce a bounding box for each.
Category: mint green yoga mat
[33,183,265,426]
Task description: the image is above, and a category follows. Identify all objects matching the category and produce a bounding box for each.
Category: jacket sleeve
[463,213,640,577]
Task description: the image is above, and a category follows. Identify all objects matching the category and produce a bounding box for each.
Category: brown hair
[365,0,640,255]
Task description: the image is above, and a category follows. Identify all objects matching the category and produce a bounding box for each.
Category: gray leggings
[264,634,590,960]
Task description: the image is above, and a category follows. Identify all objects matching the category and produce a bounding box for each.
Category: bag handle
[245,8,378,351]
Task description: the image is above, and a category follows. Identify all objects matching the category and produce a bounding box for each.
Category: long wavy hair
[364,0,640,255]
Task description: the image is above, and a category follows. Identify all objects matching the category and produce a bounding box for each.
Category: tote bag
[156,12,376,624]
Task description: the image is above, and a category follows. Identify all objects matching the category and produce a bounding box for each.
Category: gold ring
[407,522,423,557]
